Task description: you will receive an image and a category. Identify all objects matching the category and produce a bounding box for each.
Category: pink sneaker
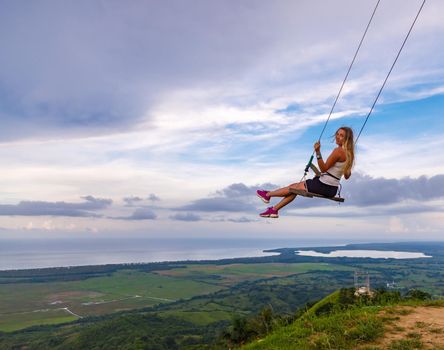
[259,207,279,218]
[256,190,270,204]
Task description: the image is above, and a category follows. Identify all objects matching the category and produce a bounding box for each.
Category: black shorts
[305,176,338,198]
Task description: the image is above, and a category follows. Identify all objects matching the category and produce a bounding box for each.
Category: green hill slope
[243,289,444,350]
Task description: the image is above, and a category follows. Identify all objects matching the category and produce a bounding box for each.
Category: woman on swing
[257,127,355,218]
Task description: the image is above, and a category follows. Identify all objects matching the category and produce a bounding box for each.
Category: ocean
[0,237,346,271]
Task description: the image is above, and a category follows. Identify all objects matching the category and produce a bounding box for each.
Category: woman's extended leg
[272,181,306,210]
[267,181,306,198]
[273,193,296,210]
[259,181,306,217]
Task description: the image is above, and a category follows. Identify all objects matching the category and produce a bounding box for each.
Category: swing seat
[289,188,345,203]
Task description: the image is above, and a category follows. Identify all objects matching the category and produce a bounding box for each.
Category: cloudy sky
[1,0,443,242]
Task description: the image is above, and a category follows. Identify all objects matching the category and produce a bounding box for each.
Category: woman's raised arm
[314,142,343,173]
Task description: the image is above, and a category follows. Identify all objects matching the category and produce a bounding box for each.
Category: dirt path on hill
[367,306,444,349]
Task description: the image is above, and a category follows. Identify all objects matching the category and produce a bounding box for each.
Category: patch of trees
[218,306,294,348]
[0,314,228,350]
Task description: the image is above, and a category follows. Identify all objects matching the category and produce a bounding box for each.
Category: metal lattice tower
[354,271,371,295]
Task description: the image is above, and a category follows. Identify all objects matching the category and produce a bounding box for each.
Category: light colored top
[319,161,345,187]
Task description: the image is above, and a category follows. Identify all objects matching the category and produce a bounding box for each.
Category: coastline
[1,239,442,272]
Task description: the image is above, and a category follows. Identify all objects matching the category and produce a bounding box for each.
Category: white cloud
[0,0,444,240]
[356,135,444,178]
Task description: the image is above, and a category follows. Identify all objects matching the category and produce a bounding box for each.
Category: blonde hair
[337,127,355,175]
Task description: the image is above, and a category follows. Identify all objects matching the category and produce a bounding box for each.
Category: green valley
[0,241,444,349]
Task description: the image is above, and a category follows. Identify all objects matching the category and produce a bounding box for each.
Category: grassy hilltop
[242,289,444,350]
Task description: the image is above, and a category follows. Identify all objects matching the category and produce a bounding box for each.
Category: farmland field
[0,269,222,331]
[0,262,351,331]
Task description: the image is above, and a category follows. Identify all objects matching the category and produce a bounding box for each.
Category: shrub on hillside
[405,289,432,301]
[220,306,294,348]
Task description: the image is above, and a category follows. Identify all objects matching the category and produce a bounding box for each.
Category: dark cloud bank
[176,183,277,213]
[123,196,143,206]
[176,174,444,216]
[170,183,274,222]
[0,194,158,221]
[148,194,160,202]
[169,212,201,222]
[0,196,111,217]
[112,208,157,221]
[344,173,444,206]
[1,174,442,219]
[123,194,160,207]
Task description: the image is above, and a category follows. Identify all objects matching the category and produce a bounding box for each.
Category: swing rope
[355,0,426,145]
[303,0,381,179]
[317,0,381,143]
[303,0,426,180]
